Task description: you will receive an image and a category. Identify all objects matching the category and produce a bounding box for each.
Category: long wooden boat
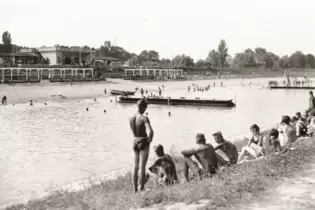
[269,86,315,89]
[110,90,136,96]
[118,96,235,107]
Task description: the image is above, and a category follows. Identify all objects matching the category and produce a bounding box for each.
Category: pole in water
[168,111,171,116]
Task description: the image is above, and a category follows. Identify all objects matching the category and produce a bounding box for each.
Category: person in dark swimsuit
[129,98,154,192]
[213,132,238,166]
[146,144,179,185]
[181,133,218,182]
[238,124,266,163]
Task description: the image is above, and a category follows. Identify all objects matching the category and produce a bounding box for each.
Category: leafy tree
[244,48,256,67]
[148,50,159,62]
[217,39,228,69]
[196,59,205,68]
[277,56,289,69]
[207,49,219,68]
[138,50,149,65]
[305,54,315,68]
[288,51,306,68]
[159,58,171,68]
[0,31,13,52]
[171,54,194,68]
[2,31,12,46]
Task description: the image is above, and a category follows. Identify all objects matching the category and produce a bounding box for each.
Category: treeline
[98,39,315,70]
[1,30,315,70]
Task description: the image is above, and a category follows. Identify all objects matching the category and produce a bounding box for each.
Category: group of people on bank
[129,91,315,192]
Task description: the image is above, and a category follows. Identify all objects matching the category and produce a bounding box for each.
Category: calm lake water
[0,78,310,206]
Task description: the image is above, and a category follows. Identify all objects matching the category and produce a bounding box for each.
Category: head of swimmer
[154,144,164,157]
[212,132,224,144]
[137,98,148,114]
[250,124,260,136]
[196,133,206,145]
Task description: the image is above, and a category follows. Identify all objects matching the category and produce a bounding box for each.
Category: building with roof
[33,46,97,65]
[0,52,40,65]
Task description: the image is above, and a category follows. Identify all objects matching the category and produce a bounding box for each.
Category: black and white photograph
[0,0,315,209]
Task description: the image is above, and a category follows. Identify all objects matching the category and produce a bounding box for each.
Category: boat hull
[118,97,235,107]
[110,90,136,96]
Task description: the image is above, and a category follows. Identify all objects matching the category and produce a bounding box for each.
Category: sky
[0,0,314,60]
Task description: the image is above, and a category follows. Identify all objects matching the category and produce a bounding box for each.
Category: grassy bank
[6,132,315,210]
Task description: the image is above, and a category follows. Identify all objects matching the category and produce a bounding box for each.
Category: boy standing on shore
[129,98,154,192]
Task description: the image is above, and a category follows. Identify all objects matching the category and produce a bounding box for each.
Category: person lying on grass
[145,144,179,185]
[238,129,282,164]
[212,131,238,166]
[238,124,267,163]
[181,133,218,182]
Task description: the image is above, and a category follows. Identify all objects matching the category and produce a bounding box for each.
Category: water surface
[0,78,310,205]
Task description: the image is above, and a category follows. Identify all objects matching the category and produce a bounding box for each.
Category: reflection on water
[0,78,309,205]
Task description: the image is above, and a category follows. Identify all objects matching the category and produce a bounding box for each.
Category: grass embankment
[6,134,315,210]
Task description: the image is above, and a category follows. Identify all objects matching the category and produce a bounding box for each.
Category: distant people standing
[129,99,154,192]
[158,87,162,97]
[309,91,315,111]
[2,95,7,104]
[213,82,216,87]
[162,85,164,90]
[104,89,107,94]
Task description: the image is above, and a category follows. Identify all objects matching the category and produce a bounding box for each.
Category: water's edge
[0,123,278,209]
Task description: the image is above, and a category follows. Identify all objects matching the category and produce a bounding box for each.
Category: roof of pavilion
[0,52,39,57]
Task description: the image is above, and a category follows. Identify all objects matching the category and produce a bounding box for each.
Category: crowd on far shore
[129,91,315,192]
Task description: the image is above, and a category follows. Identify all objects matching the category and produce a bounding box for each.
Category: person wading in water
[129,98,154,192]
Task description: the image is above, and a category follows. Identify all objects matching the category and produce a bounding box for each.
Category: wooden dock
[118,97,235,107]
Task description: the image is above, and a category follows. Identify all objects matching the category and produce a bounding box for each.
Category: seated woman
[238,124,266,163]
[239,129,282,164]
[278,115,297,147]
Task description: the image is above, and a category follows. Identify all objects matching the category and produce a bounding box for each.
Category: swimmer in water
[30,100,33,106]
[44,102,47,105]
[129,98,154,192]
[2,95,7,104]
